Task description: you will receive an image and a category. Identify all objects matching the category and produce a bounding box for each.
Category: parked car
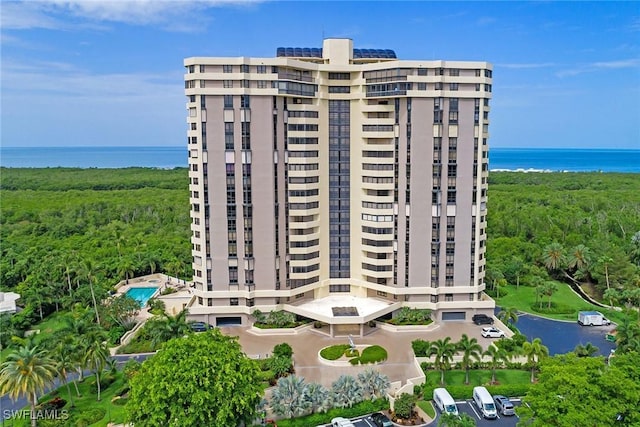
[331,417,356,427]
[494,395,516,416]
[370,412,393,427]
[189,321,211,332]
[472,314,494,325]
[481,326,505,338]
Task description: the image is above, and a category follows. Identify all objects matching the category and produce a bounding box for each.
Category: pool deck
[115,273,195,318]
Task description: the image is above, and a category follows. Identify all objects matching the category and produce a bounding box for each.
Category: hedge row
[422,383,532,400]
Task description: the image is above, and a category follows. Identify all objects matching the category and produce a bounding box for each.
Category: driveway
[221,322,494,388]
[512,312,616,356]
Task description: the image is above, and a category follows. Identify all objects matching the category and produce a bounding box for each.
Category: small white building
[0,291,21,314]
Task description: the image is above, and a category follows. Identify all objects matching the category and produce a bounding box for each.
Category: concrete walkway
[220,321,500,388]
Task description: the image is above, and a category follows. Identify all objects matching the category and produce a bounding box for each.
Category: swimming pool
[125,287,159,308]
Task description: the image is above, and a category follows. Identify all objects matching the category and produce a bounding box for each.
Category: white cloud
[556,58,640,77]
[1,58,180,99]
[1,0,261,31]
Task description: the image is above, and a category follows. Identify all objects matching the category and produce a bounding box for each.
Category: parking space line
[467,400,482,420]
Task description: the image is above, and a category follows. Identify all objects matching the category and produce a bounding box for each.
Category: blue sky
[1,1,639,149]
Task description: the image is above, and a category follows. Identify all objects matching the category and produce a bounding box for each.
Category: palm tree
[483,345,507,384]
[81,259,101,325]
[52,337,77,407]
[573,342,599,357]
[357,368,390,401]
[457,334,482,385]
[497,307,519,327]
[543,281,558,309]
[429,337,457,385]
[270,375,311,418]
[305,382,332,414]
[567,244,592,272]
[149,309,191,349]
[522,338,549,383]
[117,256,136,284]
[82,331,109,401]
[542,242,565,273]
[331,374,364,408]
[0,345,58,427]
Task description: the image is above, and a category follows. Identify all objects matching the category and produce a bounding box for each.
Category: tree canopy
[519,352,640,426]
[125,329,263,427]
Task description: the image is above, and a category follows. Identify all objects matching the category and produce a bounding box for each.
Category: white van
[473,386,497,419]
[433,387,459,416]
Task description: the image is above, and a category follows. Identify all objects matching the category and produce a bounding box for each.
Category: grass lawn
[416,400,436,418]
[495,283,626,324]
[425,369,530,387]
[9,372,128,427]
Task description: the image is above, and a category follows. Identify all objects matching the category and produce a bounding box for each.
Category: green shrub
[387,308,433,325]
[359,345,387,364]
[273,342,293,358]
[412,339,431,357]
[74,408,106,427]
[320,344,350,360]
[531,302,574,314]
[423,383,531,400]
[394,393,417,419]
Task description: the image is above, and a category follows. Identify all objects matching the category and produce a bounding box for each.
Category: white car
[331,417,356,427]
[481,326,505,338]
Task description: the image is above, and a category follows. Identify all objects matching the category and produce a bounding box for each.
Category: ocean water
[1,146,639,172]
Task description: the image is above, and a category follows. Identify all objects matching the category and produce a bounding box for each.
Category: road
[1,353,154,422]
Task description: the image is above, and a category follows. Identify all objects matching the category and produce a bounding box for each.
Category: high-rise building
[184,39,494,335]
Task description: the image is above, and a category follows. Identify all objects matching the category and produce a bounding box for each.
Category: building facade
[184,39,494,333]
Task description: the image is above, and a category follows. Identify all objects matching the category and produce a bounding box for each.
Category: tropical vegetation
[518,351,640,426]
[125,329,263,427]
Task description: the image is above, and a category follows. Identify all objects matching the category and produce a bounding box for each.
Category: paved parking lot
[446,399,521,427]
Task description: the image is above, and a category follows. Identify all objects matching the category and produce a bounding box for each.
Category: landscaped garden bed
[319,344,387,365]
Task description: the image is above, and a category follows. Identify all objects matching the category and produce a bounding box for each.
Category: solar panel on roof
[275,46,394,58]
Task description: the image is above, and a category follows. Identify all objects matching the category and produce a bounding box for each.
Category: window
[230,298,239,306]
[329,86,350,93]
[241,95,250,108]
[223,65,233,73]
[449,83,459,91]
[224,95,233,108]
[329,284,350,292]
[257,80,268,88]
[246,298,255,307]
[328,72,350,80]
[418,82,427,91]
[225,122,234,149]
[223,80,233,88]
[241,64,249,73]
[257,65,267,74]
[449,68,460,76]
